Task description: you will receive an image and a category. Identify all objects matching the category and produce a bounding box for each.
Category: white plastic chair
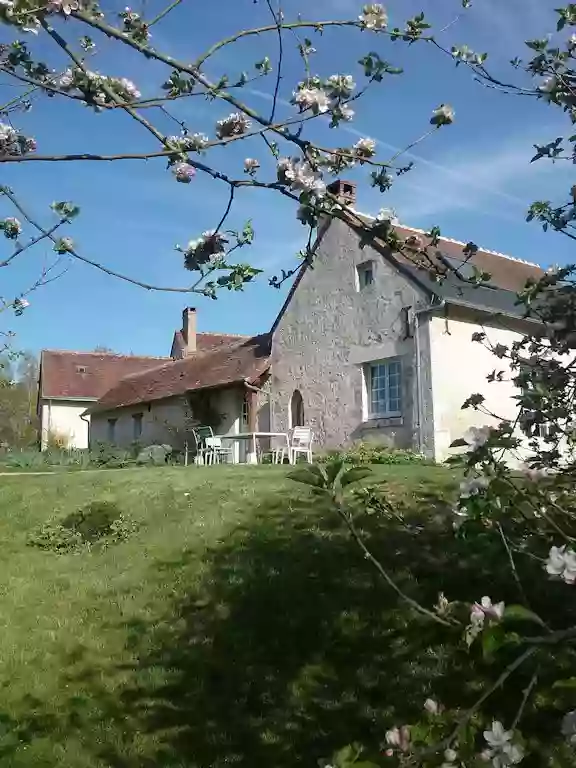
[289,427,313,464]
[204,436,232,465]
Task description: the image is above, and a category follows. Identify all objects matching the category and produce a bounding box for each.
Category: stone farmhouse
[37,181,544,461]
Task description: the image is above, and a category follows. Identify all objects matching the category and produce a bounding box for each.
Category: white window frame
[356,260,375,292]
[364,358,402,419]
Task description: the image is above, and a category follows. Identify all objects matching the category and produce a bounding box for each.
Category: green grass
[0,464,571,766]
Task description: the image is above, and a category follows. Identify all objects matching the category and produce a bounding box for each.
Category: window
[107,418,117,443]
[367,359,402,418]
[356,261,374,291]
[132,413,143,440]
[241,394,249,428]
[290,390,305,428]
[76,365,87,374]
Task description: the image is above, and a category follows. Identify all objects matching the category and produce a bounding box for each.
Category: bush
[28,500,138,552]
[89,442,133,469]
[318,442,432,466]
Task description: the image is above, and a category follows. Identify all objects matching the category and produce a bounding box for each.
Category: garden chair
[192,426,231,465]
[289,426,314,464]
[203,436,232,465]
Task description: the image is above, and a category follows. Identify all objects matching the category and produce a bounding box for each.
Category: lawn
[0,464,568,767]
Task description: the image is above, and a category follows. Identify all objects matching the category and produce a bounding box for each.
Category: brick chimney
[182,307,197,355]
[327,179,357,207]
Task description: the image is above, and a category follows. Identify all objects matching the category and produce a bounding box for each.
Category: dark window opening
[290,390,305,428]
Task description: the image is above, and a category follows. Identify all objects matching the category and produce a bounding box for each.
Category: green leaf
[341,467,373,487]
[482,624,506,661]
[503,605,547,627]
[553,678,576,689]
[288,465,327,489]
[449,438,468,447]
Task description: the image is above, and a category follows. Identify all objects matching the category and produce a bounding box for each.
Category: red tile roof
[87,334,271,414]
[171,330,251,356]
[39,351,170,400]
[393,224,544,293]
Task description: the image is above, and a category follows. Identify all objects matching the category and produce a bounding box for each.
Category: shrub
[28,500,138,552]
[318,442,432,466]
[89,442,133,468]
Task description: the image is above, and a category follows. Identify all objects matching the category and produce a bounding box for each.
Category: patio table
[220,432,291,465]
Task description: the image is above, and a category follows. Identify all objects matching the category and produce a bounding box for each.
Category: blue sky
[0,0,573,356]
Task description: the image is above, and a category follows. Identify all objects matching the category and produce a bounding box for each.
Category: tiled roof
[39,351,170,400]
[87,334,271,414]
[172,330,251,355]
[393,224,543,293]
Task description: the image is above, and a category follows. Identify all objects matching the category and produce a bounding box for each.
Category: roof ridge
[41,349,170,359]
[349,208,542,269]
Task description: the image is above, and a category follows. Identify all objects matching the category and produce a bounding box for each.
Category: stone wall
[269,218,435,454]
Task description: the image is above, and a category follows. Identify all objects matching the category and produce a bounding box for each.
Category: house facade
[37,351,169,449]
[39,182,545,461]
[269,205,542,462]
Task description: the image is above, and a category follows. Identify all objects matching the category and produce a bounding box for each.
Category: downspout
[80,412,90,450]
[412,300,446,455]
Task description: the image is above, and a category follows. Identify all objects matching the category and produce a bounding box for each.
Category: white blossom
[522,465,552,481]
[168,133,209,152]
[337,103,355,121]
[466,596,504,644]
[172,162,196,183]
[459,474,491,498]
[57,69,74,89]
[424,698,439,715]
[215,112,251,139]
[482,722,524,767]
[569,33,576,47]
[546,545,576,584]
[359,3,388,30]
[463,425,492,449]
[385,725,410,751]
[244,158,260,174]
[353,137,376,159]
[376,207,399,226]
[46,0,81,15]
[17,298,30,309]
[116,77,141,100]
[326,74,356,98]
[473,596,505,622]
[538,76,557,97]
[0,122,36,156]
[277,158,326,197]
[292,86,331,114]
[180,230,227,269]
[1,217,22,239]
[431,103,455,126]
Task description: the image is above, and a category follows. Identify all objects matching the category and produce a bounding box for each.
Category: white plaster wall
[89,389,244,455]
[428,310,530,463]
[40,400,93,450]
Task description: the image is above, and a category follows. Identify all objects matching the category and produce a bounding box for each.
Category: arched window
[290,390,305,428]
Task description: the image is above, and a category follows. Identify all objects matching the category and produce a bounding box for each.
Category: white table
[220,432,291,465]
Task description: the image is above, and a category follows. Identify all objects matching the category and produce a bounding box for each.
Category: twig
[335,501,457,628]
[512,665,539,729]
[497,522,532,610]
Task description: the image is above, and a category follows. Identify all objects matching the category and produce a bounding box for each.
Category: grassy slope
[0,464,460,767]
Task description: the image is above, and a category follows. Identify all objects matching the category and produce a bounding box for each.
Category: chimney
[327,179,357,207]
[182,307,197,355]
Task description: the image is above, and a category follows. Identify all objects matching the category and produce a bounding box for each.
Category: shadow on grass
[19,477,576,767]
[83,486,540,768]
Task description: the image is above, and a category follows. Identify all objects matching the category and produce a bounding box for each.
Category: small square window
[366,359,402,418]
[76,365,87,374]
[357,261,374,291]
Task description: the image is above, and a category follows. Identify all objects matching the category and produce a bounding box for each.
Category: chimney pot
[327,179,356,207]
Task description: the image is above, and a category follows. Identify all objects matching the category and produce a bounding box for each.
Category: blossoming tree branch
[3,1,576,766]
[0,0,476,314]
